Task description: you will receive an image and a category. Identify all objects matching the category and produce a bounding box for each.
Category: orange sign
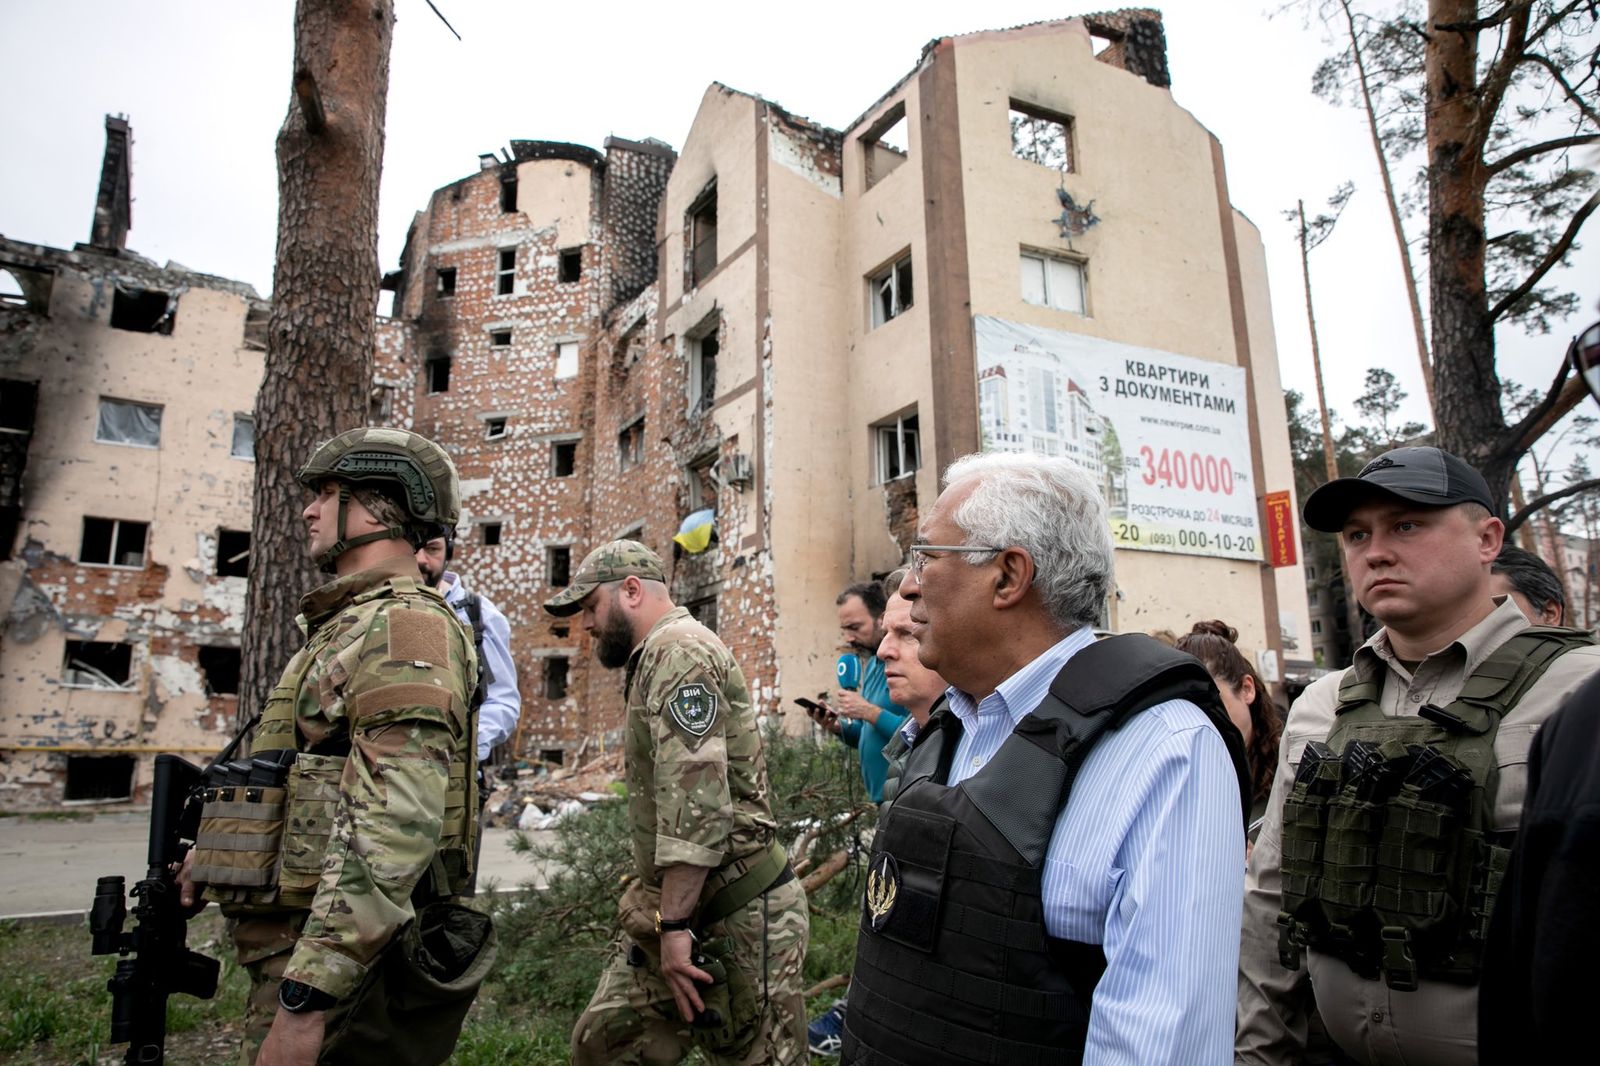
[1263,491,1297,568]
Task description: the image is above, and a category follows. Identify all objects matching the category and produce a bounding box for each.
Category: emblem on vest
[668,683,718,737]
[864,853,900,932]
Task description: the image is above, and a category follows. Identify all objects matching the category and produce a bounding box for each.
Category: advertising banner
[975,315,1262,561]
[1262,490,1299,568]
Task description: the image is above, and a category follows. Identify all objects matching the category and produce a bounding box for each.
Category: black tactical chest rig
[842,636,1248,1066]
[1276,626,1593,990]
[456,588,492,714]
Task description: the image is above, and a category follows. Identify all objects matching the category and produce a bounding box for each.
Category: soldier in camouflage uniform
[179,428,480,1066]
[545,540,810,1065]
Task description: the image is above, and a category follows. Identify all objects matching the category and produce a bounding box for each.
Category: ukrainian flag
[673,508,716,554]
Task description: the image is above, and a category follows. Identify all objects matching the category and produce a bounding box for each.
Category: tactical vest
[1276,626,1594,991]
[456,588,492,715]
[842,636,1249,1066]
[194,577,480,910]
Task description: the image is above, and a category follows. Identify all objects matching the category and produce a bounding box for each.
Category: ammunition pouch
[199,753,346,909]
[619,879,661,944]
[319,901,497,1066]
[689,934,760,1058]
[1276,625,1593,988]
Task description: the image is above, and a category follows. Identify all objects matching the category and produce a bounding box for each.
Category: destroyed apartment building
[1,10,1309,807]
[1,116,270,806]
[374,10,1309,764]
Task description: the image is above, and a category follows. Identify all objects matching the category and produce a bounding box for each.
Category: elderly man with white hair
[840,452,1249,1066]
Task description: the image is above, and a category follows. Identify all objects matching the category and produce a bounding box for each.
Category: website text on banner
[973,315,1262,562]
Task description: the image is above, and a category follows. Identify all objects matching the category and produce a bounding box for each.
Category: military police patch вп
[668,682,718,737]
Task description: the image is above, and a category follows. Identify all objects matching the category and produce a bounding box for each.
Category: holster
[690,934,760,1058]
[318,901,497,1065]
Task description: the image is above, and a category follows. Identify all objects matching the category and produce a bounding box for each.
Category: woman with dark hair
[1175,620,1282,823]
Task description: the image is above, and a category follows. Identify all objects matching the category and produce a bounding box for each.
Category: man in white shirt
[417,530,521,764]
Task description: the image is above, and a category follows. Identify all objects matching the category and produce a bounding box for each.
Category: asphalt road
[0,811,553,920]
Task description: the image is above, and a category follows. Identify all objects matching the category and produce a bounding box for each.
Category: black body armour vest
[842,635,1250,1066]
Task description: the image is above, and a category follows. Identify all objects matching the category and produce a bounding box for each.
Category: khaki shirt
[622,606,777,885]
[1237,597,1600,1066]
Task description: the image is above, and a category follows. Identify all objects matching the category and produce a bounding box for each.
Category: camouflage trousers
[231,913,306,1065]
[572,877,810,1066]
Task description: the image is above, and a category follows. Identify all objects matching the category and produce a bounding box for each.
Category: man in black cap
[1236,447,1600,1066]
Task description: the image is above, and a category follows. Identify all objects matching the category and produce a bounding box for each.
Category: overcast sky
[2,0,1594,459]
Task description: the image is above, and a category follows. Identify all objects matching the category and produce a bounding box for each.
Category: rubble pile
[482,746,625,830]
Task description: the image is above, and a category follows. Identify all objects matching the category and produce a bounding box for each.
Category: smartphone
[794,697,835,722]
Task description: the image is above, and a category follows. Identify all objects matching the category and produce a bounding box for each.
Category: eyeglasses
[908,543,1003,580]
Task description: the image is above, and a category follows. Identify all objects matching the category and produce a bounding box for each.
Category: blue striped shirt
[944,626,1243,1065]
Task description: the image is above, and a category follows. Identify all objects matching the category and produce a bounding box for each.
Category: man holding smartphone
[821,582,909,804]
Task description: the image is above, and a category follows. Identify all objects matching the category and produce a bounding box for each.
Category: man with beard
[546,540,810,1065]
[822,583,909,804]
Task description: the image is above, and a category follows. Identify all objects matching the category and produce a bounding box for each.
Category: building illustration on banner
[975,315,1263,562]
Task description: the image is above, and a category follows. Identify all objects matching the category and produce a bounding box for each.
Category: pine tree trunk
[239,0,395,723]
[1426,0,1512,509]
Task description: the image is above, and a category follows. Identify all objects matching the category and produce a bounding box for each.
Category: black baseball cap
[1302,446,1495,532]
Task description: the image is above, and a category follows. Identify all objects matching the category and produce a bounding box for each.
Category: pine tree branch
[1517,51,1600,126]
[1527,0,1593,46]
[1434,2,1521,34]
[1496,372,1587,470]
[1486,133,1600,176]
[1487,189,1600,323]
[1506,477,1600,534]
[1472,3,1535,156]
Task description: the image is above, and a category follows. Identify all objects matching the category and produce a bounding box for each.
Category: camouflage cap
[543,540,667,616]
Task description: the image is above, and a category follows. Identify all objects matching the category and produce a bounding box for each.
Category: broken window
[80,517,149,568]
[860,102,909,190]
[110,285,176,334]
[427,355,452,394]
[216,528,251,577]
[555,340,579,381]
[485,417,508,440]
[65,755,136,802]
[62,640,134,688]
[0,263,54,314]
[688,453,719,511]
[540,747,566,765]
[552,439,577,477]
[242,303,270,350]
[96,398,162,447]
[558,248,583,284]
[1,378,38,431]
[687,182,718,288]
[544,656,570,699]
[197,646,241,696]
[689,320,718,413]
[489,328,512,348]
[231,414,255,460]
[500,172,518,213]
[869,254,914,329]
[874,411,921,483]
[1009,101,1075,172]
[686,595,719,633]
[548,545,571,587]
[370,383,395,422]
[436,267,457,297]
[1020,252,1086,314]
[619,417,646,472]
[496,248,516,295]
[481,522,503,546]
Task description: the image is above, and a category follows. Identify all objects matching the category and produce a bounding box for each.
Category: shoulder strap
[1441,625,1595,731]
[961,634,1250,866]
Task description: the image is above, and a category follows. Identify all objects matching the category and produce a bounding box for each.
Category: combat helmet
[298,428,460,570]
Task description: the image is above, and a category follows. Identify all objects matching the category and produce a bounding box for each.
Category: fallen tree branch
[805,974,851,999]
[801,849,850,895]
